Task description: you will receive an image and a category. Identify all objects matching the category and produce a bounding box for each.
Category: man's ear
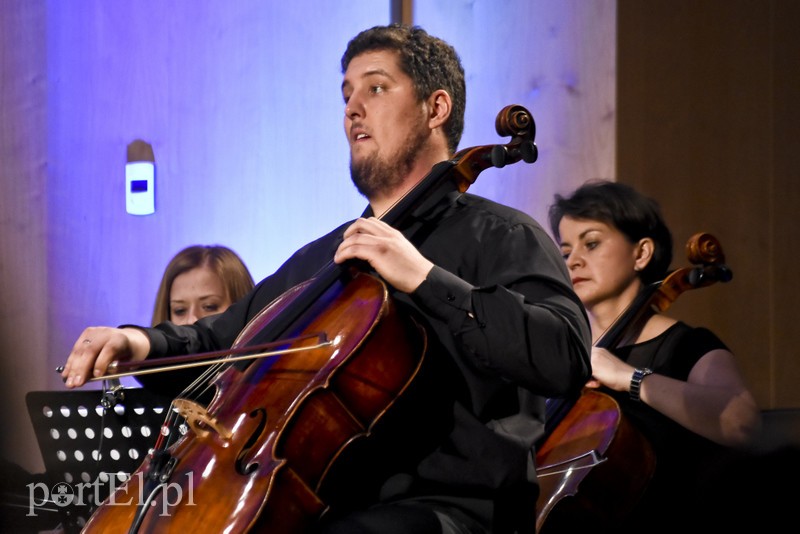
[427,89,452,130]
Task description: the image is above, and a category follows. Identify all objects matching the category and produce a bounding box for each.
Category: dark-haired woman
[548,180,761,533]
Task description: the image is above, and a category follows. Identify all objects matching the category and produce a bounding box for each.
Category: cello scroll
[649,232,733,314]
[448,104,538,192]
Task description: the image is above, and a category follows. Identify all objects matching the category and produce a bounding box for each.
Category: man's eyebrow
[363,68,393,79]
[342,68,395,91]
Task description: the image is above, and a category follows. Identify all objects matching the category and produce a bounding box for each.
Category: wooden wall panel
[618,0,800,408]
[771,1,800,408]
[415,0,617,229]
[0,0,48,472]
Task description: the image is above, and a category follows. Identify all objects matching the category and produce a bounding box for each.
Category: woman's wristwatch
[629,367,653,402]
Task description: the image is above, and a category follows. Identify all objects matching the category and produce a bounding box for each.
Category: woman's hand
[585,347,635,391]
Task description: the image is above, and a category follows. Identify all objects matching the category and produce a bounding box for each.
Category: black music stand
[25,387,172,533]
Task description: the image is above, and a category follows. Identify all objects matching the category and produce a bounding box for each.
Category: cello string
[147,340,333,450]
[137,162,464,459]
[138,159,469,452]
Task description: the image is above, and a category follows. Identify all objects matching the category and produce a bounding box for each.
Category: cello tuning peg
[521,141,538,164]
[491,145,508,168]
[687,267,705,287]
[687,264,734,287]
[713,265,733,283]
[490,142,538,169]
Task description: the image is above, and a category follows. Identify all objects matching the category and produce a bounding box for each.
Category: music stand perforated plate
[25,388,172,531]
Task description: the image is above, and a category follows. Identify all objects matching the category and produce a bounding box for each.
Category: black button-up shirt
[138,189,591,533]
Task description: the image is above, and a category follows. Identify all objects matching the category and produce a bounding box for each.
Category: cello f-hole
[237,408,268,475]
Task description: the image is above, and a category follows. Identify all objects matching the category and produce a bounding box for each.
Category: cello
[78,105,539,533]
[534,232,733,533]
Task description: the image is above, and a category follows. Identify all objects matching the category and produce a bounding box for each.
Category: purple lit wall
[2,0,615,470]
[45,1,389,386]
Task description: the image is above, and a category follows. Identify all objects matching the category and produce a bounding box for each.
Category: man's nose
[346,94,363,119]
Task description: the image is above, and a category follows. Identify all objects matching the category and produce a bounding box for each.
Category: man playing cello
[62,24,591,534]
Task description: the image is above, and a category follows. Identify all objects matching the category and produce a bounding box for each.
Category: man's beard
[350,126,428,201]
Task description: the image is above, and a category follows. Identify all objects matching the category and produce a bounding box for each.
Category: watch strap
[629,367,653,402]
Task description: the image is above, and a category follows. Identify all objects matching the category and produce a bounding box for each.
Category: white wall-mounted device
[126,140,155,215]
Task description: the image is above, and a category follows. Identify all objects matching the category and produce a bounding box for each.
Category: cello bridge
[172,398,232,441]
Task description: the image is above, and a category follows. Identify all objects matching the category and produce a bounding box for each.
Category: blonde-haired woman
[151,245,254,325]
[137,245,254,395]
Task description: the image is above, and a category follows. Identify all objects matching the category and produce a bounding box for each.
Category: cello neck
[594,281,662,350]
[542,282,661,433]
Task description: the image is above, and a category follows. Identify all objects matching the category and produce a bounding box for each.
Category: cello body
[83,272,428,533]
[535,390,655,533]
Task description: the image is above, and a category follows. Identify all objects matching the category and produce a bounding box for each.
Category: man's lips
[350,125,370,143]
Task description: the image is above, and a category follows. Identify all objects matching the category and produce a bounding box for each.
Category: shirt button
[447,294,456,301]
